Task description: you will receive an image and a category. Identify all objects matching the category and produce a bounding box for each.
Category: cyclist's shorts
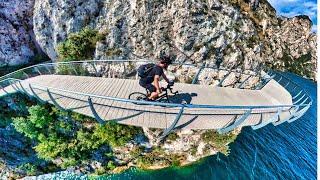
[139,80,156,92]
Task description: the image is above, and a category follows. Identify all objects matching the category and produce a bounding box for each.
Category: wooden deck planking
[92,78,117,121]
[115,80,141,125]
[99,79,126,120]
[108,79,133,120]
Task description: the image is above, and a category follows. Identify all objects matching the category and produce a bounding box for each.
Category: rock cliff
[0,0,45,67]
[30,0,317,80]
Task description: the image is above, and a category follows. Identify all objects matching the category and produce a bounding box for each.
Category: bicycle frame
[145,85,178,103]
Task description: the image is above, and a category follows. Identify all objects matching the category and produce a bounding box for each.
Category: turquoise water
[34,73,317,180]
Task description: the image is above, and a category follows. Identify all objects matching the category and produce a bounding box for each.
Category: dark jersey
[140,65,164,84]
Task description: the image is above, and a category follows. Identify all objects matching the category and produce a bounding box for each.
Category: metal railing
[0,60,312,138]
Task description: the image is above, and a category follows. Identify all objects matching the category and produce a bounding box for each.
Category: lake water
[30,73,317,180]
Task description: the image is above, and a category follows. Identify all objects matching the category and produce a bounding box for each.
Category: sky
[268,0,317,32]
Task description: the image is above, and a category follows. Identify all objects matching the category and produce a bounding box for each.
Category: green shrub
[201,130,237,155]
[13,117,39,139]
[76,130,100,151]
[32,53,50,64]
[105,48,122,57]
[130,146,144,157]
[190,145,197,156]
[167,132,179,142]
[60,158,78,169]
[34,135,67,160]
[18,163,37,176]
[13,105,54,139]
[136,153,157,169]
[136,152,170,169]
[170,155,181,167]
[57,27,106,61]
[93,121,142,147]
[106,161,116,170]
[11,102,145,170]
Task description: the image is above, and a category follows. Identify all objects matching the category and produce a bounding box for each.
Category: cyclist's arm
[154,75,161,93]
[162,73,170,83]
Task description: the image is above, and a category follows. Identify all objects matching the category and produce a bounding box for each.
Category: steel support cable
[217,70,233,87]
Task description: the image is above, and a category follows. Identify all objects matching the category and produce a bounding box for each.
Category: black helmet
[160,56,172,65]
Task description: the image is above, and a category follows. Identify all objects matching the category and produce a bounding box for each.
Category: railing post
[17,81,33,99]
[71,64,78,75]
[45,65,53,74]
[9,79,20,92]
[273,106,299,126]
[217,70,232,87]
[293,94,307,105]
[47,89,68,112]
[88,97,106,124]
[35,67,42,75]
[251,108,281,130]
[0,84,9,95]
[192,63,206,84]
[293,90,303,99]
[218,109,252,134]
[238,75,252,89]
[22,71,30,79]
[159,106,184,141]
[91,62,99,77]
[29,84,46,104]
[287,104,311,123]
[284,82,290,88]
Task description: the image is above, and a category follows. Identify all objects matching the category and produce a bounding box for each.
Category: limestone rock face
[0,0,314,79]
[0,0,39,67]
[31,0,316,80]
[263,16,317,79]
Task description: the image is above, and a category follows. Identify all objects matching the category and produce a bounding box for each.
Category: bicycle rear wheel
[128,92,148,101]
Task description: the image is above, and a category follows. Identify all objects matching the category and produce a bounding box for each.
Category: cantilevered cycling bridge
[0,60,312,138]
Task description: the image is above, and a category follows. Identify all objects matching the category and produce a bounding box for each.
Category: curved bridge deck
[0,60,312,137]
[1,74,293,130]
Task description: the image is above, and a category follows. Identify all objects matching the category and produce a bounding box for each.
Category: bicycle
[128,83,178,103]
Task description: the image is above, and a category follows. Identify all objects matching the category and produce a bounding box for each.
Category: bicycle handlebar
[161,84,178,95]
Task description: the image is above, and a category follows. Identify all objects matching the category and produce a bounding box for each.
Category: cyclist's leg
[146,84,159,100]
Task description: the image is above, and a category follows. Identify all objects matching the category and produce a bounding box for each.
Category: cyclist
[139,56,173,101]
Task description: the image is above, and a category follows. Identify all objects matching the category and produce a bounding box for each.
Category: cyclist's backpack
[137,63,155,78]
